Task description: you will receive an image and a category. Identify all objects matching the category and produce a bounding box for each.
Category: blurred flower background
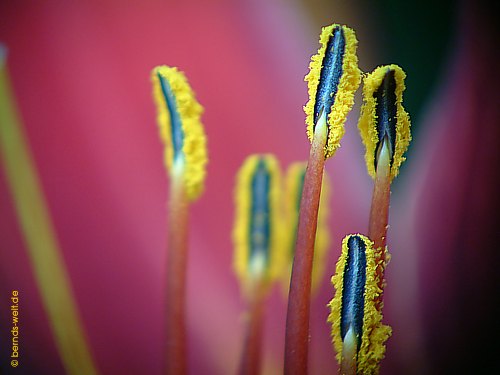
[0,0,498,374]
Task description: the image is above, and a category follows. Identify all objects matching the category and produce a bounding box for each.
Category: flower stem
[165,163,189,375]
[238,280,266,375]
[284,114,327,375]
[368,139,391,306]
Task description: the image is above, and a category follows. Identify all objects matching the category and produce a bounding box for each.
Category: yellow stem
[0,52,98,374]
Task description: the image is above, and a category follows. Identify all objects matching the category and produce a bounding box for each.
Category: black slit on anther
[340,235,367,348]
[248,159,271,270]
[373,69,397,170]
[313,26,346,130]
[158,73,184,161]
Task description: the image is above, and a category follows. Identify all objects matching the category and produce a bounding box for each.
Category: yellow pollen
[232,154,284,297]
[151,65,208,201]
[304,24,361,158]
[358,64,411,181]
[328,234,392,374]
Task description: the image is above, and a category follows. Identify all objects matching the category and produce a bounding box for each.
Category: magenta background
[1,1,499,374]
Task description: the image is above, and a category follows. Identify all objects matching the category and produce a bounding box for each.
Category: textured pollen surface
[358,65,411,181]
[328,234,392,374]
[304,24,361,159]
[233,155,284,297]
[151,65,207,201]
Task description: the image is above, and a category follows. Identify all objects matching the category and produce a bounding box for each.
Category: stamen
[357,64,411,181]
[304,24,361,158]
[328,234,392,375]
[359,66,412,314]
[151,65,208,201]
[285,23,359,368]
[233,154,283,292]
[234,155,283,375]
[151,66,208,375]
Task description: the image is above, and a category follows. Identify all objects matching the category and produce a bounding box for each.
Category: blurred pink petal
[392,1,500,373]
[5,1,495,374]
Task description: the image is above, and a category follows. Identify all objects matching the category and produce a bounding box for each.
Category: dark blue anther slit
[313,26,346,127]
[340,235,367,348]
[374,69,397,170]
[249,159,271,269]
[157,72,184,162]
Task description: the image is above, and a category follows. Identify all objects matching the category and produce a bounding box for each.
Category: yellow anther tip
[304,24,361,158]
[328,234,391,374]
[358,64,411,181]
[151,65,208,201]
